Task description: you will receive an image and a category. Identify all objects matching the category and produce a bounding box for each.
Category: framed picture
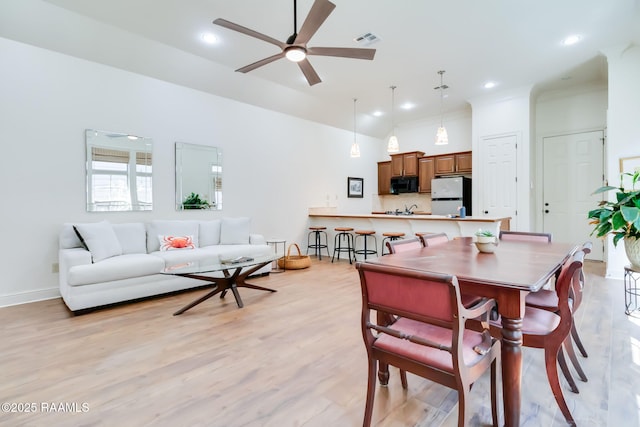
[620,156,640,189]
[347,177,364,198]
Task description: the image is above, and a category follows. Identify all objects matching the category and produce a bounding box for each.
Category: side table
[624,265,640,315]
[267,239,286,273]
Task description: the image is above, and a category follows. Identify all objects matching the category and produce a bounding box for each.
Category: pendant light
[387,85,400,153]
[350,98,361,158]
[435,70,449,146]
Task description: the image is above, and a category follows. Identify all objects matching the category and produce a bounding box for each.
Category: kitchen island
[308,212,510,239]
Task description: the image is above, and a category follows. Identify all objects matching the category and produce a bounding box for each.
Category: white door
[479,134,518,228]
[542,131,604,260]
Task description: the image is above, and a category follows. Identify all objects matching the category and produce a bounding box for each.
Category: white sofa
[59,218,272,312]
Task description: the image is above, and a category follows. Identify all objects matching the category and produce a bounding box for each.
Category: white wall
[0,37,381,306]
[533,84,608,237]
[469,87,534,230]
[603,44,640,278]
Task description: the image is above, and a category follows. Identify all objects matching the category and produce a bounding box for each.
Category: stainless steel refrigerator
[431,176,472,216]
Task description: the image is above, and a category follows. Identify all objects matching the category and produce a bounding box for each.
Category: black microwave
[390,176,419,194]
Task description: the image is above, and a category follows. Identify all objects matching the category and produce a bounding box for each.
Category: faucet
[404,204,418,215]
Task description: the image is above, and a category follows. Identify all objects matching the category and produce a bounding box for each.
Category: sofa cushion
[220,217,250,244]
[74,221,123,262]
[199,220,221,246]
[67,253,165,286]
[113,223,147,254]
[147,220,199,252]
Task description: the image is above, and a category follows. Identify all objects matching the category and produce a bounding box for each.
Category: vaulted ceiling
[28,0,640,137]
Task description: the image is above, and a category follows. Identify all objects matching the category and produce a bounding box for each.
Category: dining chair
[385,236,423,254]
[489,250,585,426]
[417,232,450,247]
[415,232,483,309]
[356,262,501,427]
[498,230,552,242]
[526,242,593,388]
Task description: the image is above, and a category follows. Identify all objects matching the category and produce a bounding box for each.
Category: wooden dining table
[362,237,579,427]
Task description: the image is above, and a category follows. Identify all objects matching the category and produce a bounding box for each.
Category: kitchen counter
[308,212,510,239]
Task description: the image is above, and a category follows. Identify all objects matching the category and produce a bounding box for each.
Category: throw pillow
[73,221,123,262]
[146,220,199,252]
[220,217,251,244]
[159,235,196,251]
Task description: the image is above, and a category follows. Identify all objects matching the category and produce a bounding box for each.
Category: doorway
[542,130,604,260]
[479,133,518,229]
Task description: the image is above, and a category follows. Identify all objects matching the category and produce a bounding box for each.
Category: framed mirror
[175,142,222,210]
[85,129,153,212]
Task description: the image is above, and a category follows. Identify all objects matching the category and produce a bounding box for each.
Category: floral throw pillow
[159,235,195,251]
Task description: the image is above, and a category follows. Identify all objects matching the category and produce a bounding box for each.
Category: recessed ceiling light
[562,35,582,46]
[401,102,415,110]
[483,81,496,89]
[201,33,218,44]
[372,111,384,117]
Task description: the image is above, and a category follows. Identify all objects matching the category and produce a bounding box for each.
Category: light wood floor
[1,258,639,426]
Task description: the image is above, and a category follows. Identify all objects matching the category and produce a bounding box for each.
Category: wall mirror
[175,142,222,210]
[85,129,153,212]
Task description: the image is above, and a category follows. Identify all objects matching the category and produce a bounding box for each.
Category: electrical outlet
[52,263,59,273]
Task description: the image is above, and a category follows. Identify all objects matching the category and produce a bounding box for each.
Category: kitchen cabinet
[377,161,391,195]
[418,157,435,193]
[391,151,424,177]
[434,151,472,175]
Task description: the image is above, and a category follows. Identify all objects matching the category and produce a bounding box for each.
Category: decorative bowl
[475,242,497,253]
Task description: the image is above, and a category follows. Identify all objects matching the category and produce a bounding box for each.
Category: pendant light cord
[390,85,396,134]
[353,98,357,142]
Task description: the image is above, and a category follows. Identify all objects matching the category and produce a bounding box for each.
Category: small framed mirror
[86,129,153,212]
[175,142,222,210]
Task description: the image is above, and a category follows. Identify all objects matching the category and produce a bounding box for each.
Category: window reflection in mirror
[175,142,222,210]
[86,129,153,212]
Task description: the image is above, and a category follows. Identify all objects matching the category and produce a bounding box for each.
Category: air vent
[354,32,381,46]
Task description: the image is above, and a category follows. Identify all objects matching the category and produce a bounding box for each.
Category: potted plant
[182,192,212,210]
[475,229,497,244]
[588,171,640,268]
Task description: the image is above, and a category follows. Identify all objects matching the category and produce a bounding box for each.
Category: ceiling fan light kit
[434,70,449,146]
[213,0,376,86]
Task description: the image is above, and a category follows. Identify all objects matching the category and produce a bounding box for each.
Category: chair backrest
[386,237,423,254]
[570,242,592,311]
[499,231,552,242]
[357,262,461,326]
[554,250,585,334]
[419,232,449,247]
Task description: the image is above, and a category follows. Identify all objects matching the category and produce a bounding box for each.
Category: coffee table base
[173,261,276,315]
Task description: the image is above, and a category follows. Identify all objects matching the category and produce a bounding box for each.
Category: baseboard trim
[0,288,60,308]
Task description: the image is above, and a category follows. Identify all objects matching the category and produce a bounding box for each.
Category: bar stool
[306,226,330,260]
[381,232,405,255]
[354,230,378,260]
[332,227,355,264]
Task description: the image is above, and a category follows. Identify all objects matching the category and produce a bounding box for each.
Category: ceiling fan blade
[297,59,322,86]
[213,18,285,49]
[294,0,336,45]
[307,47,376,60]
[236,52,285,73]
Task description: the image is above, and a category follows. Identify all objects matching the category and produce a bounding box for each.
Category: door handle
[484,210,489,214]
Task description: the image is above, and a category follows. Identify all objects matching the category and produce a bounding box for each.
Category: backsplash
[372,194,432,214]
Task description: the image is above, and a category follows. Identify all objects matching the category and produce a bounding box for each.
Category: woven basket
[277,243,311,270]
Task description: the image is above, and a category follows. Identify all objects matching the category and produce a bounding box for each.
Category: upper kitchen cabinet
[418,157,435,193]
[434,151,472,175]
[378,161,392,195]
[391,151,425,177]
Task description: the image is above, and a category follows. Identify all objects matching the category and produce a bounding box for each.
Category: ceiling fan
[213,0,376,86]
